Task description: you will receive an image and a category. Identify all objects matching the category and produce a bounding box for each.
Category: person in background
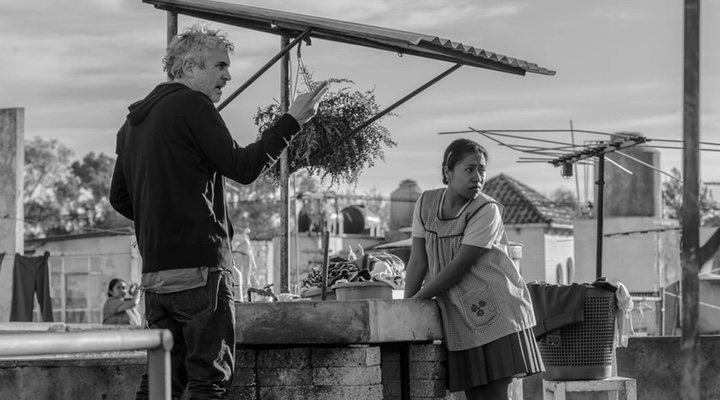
[404,138,544,400]
[109,23,327,400]
[231,227,260,301]
[102,278,142,326]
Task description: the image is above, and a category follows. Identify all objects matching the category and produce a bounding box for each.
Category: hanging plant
[253,66,396,186]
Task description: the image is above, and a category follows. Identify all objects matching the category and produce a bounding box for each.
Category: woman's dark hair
[107,278,125,298]
[441,138,488,184]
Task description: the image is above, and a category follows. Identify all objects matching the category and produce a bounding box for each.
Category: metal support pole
[148,346,172,400]
[681,0,701,399]
[596,153,605,279]
[320,230,330,300]
[166,12,177,46]
[0,330,174,400]
[279,35,291,293]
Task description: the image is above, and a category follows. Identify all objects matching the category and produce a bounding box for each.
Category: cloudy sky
[2,0,719,202]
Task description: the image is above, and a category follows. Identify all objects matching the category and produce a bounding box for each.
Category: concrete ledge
[0,323,147,364]
[235,299,443,344]
[0,322,144,332]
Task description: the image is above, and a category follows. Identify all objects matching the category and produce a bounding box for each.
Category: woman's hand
[411,244,488,300]
[128,283,139,298]
[403,237,429,299]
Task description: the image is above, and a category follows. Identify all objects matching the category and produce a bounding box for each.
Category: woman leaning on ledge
[102,278,142,326]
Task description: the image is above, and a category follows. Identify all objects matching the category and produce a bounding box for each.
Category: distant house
[482,174,576,284]
[19,231,140,324]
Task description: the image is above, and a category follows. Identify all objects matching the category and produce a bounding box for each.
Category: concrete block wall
[381,342,454,400]
[0,353,145,400]
[233,345,383,400]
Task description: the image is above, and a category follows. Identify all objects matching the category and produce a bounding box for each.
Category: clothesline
[665,291,720,311]
[603,226,682,238]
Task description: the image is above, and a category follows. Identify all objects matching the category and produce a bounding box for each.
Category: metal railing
[0,329,173,400]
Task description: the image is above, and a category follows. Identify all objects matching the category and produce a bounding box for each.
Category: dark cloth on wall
[11,251,53,322]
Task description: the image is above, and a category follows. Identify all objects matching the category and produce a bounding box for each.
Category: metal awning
[144,0,555,76]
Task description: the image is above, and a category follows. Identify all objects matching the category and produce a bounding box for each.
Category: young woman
[404,138,543,400]
[102,278,142,326]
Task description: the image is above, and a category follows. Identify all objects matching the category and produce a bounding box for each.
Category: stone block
[258,385,314,400]
[232,367,256,387]
[409,343,446,362]
[410,379,447,397]
[257,367,311,386]
[411,397,454,400]
[258,385,383,400]
[229,386,256,400]
[235,348,256,368]
[410,361,447,380]
[313,384,384,400]
[257,348,310,368]
[384,379,452,399]
[311,345,381,367]
[313,365,382,386]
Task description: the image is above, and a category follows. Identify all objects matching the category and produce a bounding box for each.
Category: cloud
[2,0,719,196]
[590,8,647,23]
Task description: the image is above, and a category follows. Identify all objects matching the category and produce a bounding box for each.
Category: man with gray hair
[110,24,327,399]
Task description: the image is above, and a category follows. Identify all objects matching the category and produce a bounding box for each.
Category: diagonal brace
[218,27,313,111]
[293,63,463,172]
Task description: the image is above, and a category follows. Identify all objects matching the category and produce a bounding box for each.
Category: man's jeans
[136,269,235,400]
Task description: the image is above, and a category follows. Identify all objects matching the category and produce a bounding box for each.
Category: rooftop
[483,173,575,228]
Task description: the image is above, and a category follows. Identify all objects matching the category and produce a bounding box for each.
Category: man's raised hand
[287,81,329,125]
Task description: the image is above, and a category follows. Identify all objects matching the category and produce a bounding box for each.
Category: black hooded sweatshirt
[110,83,299,273]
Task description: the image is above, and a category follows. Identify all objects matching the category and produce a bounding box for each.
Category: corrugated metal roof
[483,173,574,228]
[143,0,556,76]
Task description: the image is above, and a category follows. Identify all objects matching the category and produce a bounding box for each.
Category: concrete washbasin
[234,299,443,345]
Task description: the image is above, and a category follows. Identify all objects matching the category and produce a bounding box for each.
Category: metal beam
[217,28,312,111]
[681,0,701,399]
[548,136,647,167]
[279,35,291,293]
[596,153,605,279]
[166,11,178,45]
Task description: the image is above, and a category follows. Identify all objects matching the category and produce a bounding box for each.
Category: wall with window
[26,234,139,324]
[544,230,575,284]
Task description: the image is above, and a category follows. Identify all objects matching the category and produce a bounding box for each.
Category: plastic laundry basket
[537,286,616,381]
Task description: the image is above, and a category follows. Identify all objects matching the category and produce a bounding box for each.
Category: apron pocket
[458,282,498,328]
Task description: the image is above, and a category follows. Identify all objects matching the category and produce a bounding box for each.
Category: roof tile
[483,174,575,227]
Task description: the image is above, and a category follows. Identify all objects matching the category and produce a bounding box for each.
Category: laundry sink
[234,299,442,345]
